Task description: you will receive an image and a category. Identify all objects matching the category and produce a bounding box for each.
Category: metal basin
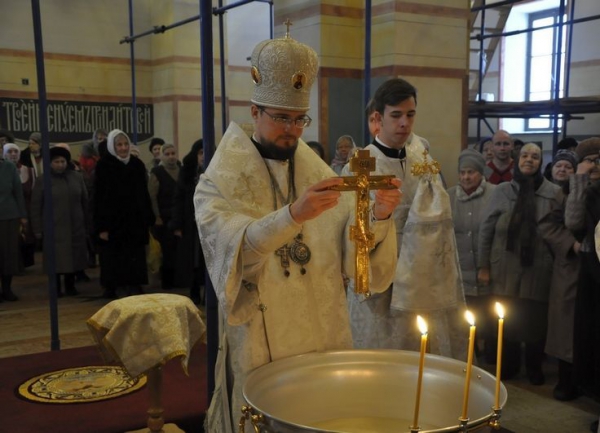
[243,350,507,432]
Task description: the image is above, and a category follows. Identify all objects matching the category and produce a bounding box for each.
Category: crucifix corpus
[329,149,396,295]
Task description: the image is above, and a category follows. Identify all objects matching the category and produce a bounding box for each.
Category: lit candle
[461,310,476,421]
[411,315,428,431]
[494,302,505,410]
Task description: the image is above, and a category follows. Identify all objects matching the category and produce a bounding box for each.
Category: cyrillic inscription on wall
[0,98,154,143]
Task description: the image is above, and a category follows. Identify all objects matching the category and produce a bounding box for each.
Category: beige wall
[0,0,469,185]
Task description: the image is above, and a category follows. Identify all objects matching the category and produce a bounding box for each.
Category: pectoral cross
[329,149,395,295]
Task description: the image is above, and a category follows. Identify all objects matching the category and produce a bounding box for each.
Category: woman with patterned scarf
[478,143,564,385]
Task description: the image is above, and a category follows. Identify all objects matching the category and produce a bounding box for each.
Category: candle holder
[488,406,503,430]
[458,417,469,432]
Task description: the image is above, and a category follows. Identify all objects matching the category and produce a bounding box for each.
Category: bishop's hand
[372,178,402,220]
[290,177,344,224]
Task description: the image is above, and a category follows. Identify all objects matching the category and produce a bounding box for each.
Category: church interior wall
[467,0,600,154]
[1,0,470,187]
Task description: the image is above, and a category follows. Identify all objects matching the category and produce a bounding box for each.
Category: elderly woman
[19,132,44,177]
[538,148,581,401]
[31,147,88,296]
[330,135,358,174]
[94,129,154,298]
[148,143,180,291]
[478,143,563,385]
[447,149,496,362]
[3,144,36,267]
[550,149,577,189]
[0,155,26,301]
[171,139,206,304]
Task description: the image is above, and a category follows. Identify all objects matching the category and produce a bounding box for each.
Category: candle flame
[495,302,505,319]
[417,315,428,335]
[465,310,475,326]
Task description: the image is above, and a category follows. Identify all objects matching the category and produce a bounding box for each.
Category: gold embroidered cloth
[87,294,206,378]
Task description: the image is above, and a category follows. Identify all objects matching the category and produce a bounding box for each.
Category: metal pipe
[120,15,201,44]
[552,0,566,152]
[269,1,274,39]
[471,0,521,13]
[213,0,272,15]
[199,0,218,401]
[30,0,60,351]
[472,13,600,41]
[218,0,227,134]
[477,0,486,140]
[563,0,577,138]
[128,0,138,144]
[363,0,372,146]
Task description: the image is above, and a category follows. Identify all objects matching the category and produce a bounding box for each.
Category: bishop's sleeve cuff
[245,205,303,256]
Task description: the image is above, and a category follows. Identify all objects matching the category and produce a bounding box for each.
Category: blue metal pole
[563,0,576,138]
[269,1,274,39]
[200,0,217,401]
[30,0,60,351]
[552,0,566,153]
[477,0,486,140]
[363,0,372,146]
[128,0,138,144]
[218,0,227,134]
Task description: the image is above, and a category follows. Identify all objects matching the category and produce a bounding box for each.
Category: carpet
[0,344,207,433]
[18,365,147,404]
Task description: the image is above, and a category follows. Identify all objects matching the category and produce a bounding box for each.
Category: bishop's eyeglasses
[258,106,312,128]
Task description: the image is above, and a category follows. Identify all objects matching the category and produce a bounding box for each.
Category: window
[525,9,566,131]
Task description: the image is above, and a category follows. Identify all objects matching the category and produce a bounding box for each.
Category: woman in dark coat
[31,146,88,296]
[94,129,154,298]
[148,143,180,290]
[539,149,581,400]
[170,139,206,304]
[0,157,26,301]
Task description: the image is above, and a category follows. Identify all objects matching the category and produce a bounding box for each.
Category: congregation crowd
[2,37,600,431]
[0,128,207,305]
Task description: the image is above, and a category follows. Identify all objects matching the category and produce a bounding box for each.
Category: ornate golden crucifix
[329,149,395,295]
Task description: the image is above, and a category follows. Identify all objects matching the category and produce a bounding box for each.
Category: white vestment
[194,122,397,432]
[346,134,467,360]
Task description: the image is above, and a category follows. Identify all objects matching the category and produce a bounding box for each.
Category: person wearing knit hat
[541,146,582,401]
[550,149,578,188]
[196,26,401,432]
[19,132,44,177]
[564,136,600,405]
[30,139,88,297]
[93,129,155,299]
[571,137,600,187]
[448,148,496,362]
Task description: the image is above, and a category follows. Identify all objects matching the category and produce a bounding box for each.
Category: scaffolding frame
[469,0,600,152]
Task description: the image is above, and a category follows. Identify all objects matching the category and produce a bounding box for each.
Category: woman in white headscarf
[93,129,154,298]
[330,135,358,175]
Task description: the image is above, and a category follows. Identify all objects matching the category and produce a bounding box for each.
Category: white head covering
[107,129,131,164]
[2,143,20,163]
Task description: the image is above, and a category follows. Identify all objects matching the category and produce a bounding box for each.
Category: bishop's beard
[256,136,298,161]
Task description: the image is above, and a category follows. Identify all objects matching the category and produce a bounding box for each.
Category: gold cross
[330,149,395,295]
[283,18,293,38]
